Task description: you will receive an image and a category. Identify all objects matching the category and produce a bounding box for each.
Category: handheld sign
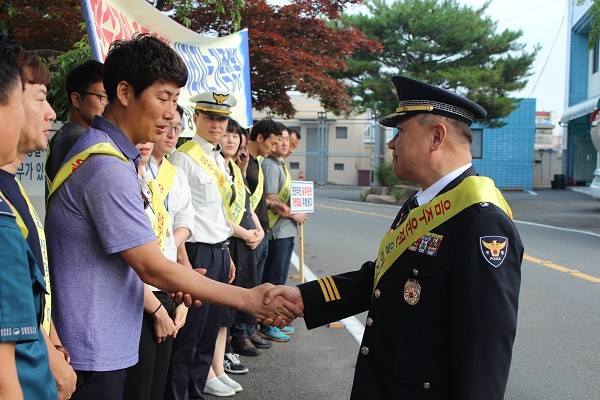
[290,180,313,284]
[290,181,314,214]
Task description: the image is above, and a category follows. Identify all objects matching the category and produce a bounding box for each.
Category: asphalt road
[215,187,600,400]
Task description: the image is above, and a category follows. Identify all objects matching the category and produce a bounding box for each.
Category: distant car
[590,168,600,200]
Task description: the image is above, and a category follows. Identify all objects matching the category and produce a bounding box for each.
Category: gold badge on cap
[403,279,421,305]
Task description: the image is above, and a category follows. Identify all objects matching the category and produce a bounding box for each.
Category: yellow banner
[373,176,513,290]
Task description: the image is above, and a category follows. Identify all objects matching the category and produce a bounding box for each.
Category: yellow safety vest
[177,140,244,222]
[267,161,291,229]
[228,160,247,224]
[48,143,128,197]
[249,156,264,212]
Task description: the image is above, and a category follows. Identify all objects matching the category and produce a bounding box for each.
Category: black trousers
[164,242,230,400]
[123,291,175,400]
[72,369,125,400]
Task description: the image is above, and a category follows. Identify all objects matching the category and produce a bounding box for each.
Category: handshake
[248,283,304,328]
[253,284,305,327]
[171,283,305,328]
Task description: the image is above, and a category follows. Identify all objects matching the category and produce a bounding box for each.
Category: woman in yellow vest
[123,140,190,400]
[204,119,266,397]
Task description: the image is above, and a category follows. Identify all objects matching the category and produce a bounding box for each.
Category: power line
[528,0,568,97]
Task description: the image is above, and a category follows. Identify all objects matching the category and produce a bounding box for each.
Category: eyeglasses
[168,124,183,135]
[82,91,109,105]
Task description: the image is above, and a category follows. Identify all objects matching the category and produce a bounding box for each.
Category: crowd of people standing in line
[0,31,304,400]
[1,26,523,400]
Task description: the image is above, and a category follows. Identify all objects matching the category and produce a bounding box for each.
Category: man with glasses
[46,60,106,190]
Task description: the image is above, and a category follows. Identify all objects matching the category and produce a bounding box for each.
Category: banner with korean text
[80,0,253,131]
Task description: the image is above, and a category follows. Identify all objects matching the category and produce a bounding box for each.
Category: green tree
[577,0,600,48]
[1,0,378,118]
[184,0,380,117]
[339,0,538,126]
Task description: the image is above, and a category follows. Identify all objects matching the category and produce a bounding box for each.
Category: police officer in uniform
[265,76,523,399]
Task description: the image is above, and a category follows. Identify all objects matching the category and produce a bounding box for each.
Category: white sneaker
[218,374,243,393]
[204,377,235,397]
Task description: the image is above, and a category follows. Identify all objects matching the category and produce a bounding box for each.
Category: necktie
[395,195,419,228]
[408,195,419,212]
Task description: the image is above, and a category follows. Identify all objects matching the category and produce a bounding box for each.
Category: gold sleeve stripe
[317,278,331,302]
[325,276,341,301]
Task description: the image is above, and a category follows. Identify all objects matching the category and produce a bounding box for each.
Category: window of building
[470,129,483,159]
[336,127,348,139]
[289,162,300,170]
[334,163,344,170]
[594,38,600,74]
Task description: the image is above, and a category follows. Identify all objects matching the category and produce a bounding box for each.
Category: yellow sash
[373,176,513,290]
[268,161,291,228]
[0,185,51,334]
[249,156,264,211]
[177,139,233,209]
[146,178,170,250]
[228,160,246,224]
[154,158,177,199]
[48,143,128,197]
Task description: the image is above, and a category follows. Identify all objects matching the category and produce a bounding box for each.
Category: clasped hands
[170,281,304,328]
[251,283,305,327]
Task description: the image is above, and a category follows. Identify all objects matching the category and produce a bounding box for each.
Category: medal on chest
[403,278,421,305]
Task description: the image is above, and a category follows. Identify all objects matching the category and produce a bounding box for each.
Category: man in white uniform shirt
[165,92,237,400]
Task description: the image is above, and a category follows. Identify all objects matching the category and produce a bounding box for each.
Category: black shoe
[248,332,272,349]
[223,352,249,375]
[231,336,261,357]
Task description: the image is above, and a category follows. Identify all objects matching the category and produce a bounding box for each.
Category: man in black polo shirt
[45,60,105,191]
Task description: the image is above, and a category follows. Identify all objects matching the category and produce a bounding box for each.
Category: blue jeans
[262,237,295,286]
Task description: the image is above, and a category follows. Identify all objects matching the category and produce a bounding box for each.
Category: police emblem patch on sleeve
[479,236,508,267]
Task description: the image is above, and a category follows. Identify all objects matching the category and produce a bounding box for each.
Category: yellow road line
[524,254,600,283]
[317,204,392,219]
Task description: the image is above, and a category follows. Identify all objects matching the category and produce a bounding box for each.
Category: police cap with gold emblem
[191,91,237,116]
[379,76,487,127]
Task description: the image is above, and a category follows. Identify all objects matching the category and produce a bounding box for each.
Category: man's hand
[271,201,291,218]
[262,285,305,326]
[170,267,206,307]
[290,213,307,224]
[48,346,77,400]
[243,284,303,328]
[42,329,76,400]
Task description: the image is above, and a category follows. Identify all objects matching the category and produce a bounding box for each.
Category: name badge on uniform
[404,279,421,305]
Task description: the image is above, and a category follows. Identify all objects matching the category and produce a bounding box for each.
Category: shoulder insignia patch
[479,236,508,267]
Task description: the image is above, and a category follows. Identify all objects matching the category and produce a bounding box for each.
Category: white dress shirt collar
[413,163,472,206]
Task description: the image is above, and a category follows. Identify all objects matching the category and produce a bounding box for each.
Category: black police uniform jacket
[298,168,523,400]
